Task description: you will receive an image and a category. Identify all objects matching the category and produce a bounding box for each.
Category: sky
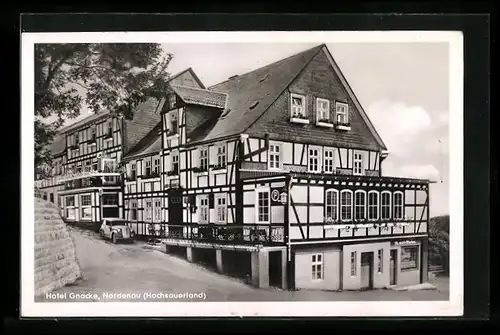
[59,42,450,217]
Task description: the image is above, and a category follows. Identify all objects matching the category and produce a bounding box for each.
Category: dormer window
[335,102,351,130]
[169,94,176,109]
[167,112,178,136]
[316,98,333,128]
[290,93,309,124]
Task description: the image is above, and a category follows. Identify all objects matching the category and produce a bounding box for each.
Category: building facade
[36,45,431,291]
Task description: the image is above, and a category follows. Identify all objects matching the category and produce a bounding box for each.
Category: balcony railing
[162,224,285,245]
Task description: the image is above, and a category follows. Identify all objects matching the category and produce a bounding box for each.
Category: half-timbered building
[35,68,204,231]
[119,44,432,291]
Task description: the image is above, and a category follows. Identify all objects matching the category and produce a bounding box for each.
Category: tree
[35,43,173,166]
[428,215,450,275]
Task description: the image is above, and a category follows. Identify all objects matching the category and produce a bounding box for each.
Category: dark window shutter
[209,193,214,209]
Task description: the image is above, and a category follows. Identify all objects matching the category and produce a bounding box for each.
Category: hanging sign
[270,187,286,205]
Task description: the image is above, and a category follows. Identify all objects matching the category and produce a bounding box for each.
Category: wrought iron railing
[162,224,285,245]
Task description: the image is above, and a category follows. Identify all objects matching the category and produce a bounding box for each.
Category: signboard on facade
[270,187,286,205]
[392,239,418,246]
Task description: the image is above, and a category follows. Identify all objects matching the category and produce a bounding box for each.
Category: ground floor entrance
[360,252,374,290]
[390,249,398,285]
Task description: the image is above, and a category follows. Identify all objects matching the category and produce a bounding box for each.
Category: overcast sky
[62,42,450,217]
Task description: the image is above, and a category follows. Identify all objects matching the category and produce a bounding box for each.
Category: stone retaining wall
[34,198,82,297]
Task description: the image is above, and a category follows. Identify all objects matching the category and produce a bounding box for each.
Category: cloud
[383,160,441,181]
[367,100,432,157]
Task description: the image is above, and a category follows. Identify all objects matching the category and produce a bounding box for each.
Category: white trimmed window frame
[268,142,282,170]
[65,195,76,220]
[199,147,209,171]
[145,199,152,221]
[153,198,161,222]
[316,98,330,122]
[393,191,404,220]
[354,190,367,221]
[308,146,321,173]
[80,194,92,220]
[153,157,160,175]
[368,191,380,221]
[325,189,339,222]
[353,150,364,176]
[381,191,392,220]
[172,152,179,173]
[198,195,209,224]
[340,189,353,222]
[290,93,306,118]
[335,101,349,124]
[255,187,271,224]
[216,143,227,168]
[130,199,138,221]
[215,193,227,224]
[323,149,335,174]
[311,253,324,280]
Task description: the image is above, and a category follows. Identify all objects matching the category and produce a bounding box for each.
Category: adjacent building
[35,44,431,291]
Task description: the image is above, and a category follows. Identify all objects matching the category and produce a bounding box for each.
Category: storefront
[292,237,428,291]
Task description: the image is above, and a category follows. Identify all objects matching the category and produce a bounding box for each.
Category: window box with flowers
[290,112,310,125]
[316,118,334,128]
[166,169,179,178]
[192,166,209,176]
[335,121,351,131]
[210,164,227,174]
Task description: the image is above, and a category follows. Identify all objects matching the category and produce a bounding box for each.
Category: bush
[428,215,449,275]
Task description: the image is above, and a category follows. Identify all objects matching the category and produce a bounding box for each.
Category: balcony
[163,224,285,246]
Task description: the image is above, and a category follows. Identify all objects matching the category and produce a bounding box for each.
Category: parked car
[99,218,135,243]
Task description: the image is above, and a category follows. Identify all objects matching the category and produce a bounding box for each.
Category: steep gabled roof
[171,85,227,109]
[122,122,162,161]
[50,135,65,156]
[198,45,324,142]
[57,68,200,135]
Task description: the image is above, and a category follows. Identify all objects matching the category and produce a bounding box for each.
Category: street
[37,226,449,302]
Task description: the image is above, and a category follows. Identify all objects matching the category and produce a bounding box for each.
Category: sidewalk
[390,282,437,292]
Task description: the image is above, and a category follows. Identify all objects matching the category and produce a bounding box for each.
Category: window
[92,160,98,172]
[84,160,92,172]
[381,191,391,220]
[394,191,404,220]
[131,163,137,180]
[102,193,118,206]
[106,120,112,137]
[80,194,92,219]
[90,126,96,142]
[50,193,54,203]
[102,159,116,173]
[256,189,270,223]
[268,143,281,169]
[353,151,364,175]
[145,199,152,221]
[145,160,151,176]
[170,112,178,134]
[308,147,320,173]
[153,158,160,175]
[378,249,383,273]
[74,133,79,146]
[199,195,209,223]
[351,251,357,276]
[217,144,226,168]
[324,149,334,173]
[199,148,208,171]
[172,153,179,174]
[325,189,339,222]
[340,190,353,221]
[215,194,227,224]
[290,93,306,118]
[65,196,75,220]
[312,254,323,280]
[401,246,419,271]
[169,94,176,109]
[154,198,161,222]
[130,200,138,220]
[368,191,379,220]
[354,191,366,221]
[335,102,349,124]
[316,98,330,121]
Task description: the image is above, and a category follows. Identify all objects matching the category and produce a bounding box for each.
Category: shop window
[401,246,419,271]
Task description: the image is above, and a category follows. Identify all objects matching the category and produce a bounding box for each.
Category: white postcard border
[21,30,464,317]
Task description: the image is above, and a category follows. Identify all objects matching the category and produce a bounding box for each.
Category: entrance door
[390,249,397,285]
[360,252,374,290]
[168,188,183,237]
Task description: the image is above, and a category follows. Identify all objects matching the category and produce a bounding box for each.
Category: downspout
[284,174,294,290]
